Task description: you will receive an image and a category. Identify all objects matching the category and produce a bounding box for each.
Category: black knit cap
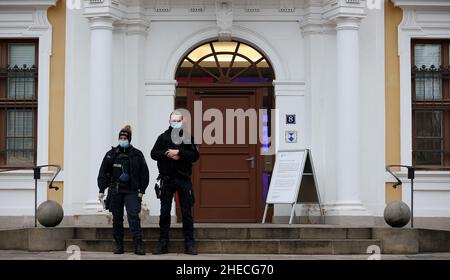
[118,125,132,142]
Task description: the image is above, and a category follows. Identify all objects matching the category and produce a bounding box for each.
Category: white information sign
[262,149,322,224]
[266,150,305,204]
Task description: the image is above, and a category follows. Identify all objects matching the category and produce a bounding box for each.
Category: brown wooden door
[189,89,259,222]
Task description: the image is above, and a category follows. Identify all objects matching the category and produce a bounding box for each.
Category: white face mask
[170,121,182,129]
[118,139,129,148]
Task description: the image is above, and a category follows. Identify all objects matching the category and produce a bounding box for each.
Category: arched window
[176,40,274,84]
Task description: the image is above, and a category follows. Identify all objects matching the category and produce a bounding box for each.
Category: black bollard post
[33,167,41,228]
[407,167,415,228]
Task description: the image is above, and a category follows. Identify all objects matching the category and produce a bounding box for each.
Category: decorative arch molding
[162,25,289,83]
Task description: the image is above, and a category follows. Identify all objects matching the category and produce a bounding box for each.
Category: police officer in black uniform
[151,111,199,255]
[98,125,149,255]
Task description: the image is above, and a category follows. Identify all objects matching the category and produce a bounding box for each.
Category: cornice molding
[83,0,124,21]
[392,0,450,8]
[0,0,57,6]
[0,0,55,35]
[396,2,450,36]
[144,80,177,96]
[322,0,366,21]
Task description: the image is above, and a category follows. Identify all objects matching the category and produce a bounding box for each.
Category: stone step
[67,238,381,255]
[74,227,372,240]
[3,226,449,254]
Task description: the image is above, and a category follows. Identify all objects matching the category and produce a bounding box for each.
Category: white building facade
[66,0,385,224]
[0,0,449,227]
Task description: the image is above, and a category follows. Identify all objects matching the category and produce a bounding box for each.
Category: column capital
[144,80,177,96]
[335,17,361,31]
[299,19,325,35]
[88,16,115,30]
[299,0,325,35]
[273,80,306,96]
[125,19,151,36]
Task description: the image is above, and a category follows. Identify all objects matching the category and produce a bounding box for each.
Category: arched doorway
[175,40,275,222]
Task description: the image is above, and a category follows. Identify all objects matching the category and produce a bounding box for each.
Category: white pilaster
[336,17,361,206]
[330,17,370,218]
[85,16,115,210]
[273,81,306,152]
[124,20,150,148]
[300,19,329,211]
[142,80,177,221]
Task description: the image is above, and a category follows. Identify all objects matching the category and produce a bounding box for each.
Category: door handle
[245,156,255,169]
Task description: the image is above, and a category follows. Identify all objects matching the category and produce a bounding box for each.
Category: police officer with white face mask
[151,111,200,255]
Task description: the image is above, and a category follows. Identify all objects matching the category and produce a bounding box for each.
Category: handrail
[385,165,415,228]
[0,165,62,227]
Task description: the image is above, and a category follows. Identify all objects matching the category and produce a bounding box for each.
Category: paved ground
[1,250,450,260]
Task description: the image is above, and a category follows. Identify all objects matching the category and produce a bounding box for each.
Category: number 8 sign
[286,114,296,124]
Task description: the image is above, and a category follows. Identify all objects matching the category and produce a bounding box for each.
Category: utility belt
[154,172,184,199]
[155,169,189,185]
[109,177,131,193]
[154,173,195,205]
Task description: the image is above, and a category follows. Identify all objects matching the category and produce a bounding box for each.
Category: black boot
[153,239,169,255]
[114,239,124,254]
[134,238,146,255]
[184,242,198,255]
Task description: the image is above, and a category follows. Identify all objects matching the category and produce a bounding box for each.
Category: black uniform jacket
[97,145,150,194]
[150,127,199,178]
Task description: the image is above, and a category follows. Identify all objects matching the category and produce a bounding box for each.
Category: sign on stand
[262,149,323,224]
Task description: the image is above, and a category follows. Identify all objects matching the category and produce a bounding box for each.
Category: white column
[334,17,367,214]
[85,17,115,210]
[300,22,328,217]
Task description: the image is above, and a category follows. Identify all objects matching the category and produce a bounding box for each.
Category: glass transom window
[176,41,274,84]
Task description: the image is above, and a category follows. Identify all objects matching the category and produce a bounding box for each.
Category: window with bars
[411,40,450,168]
[0,39,38,167]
